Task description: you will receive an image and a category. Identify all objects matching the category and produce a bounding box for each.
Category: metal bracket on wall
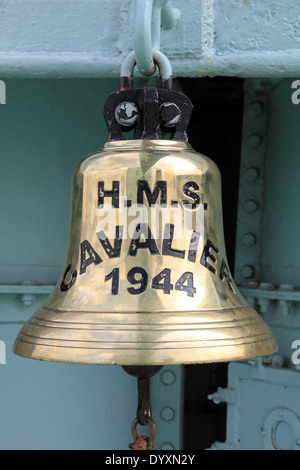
[240,283,300,316]
[234,79,273,286]
[208,360,300,450]
[0,283,54,307]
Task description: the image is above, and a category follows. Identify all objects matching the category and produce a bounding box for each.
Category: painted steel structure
[1,1,300,79]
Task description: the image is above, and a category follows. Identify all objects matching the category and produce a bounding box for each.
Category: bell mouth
[13,304,277,366]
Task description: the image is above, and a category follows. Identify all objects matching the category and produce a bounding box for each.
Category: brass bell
[13,61,277,367]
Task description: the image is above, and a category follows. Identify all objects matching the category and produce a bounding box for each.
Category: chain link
[129,417,157,450]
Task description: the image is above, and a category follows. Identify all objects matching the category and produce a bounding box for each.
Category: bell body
[13,140,277,365]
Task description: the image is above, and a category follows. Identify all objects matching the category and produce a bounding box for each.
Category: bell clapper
[136,377,152,426]
[122,365,162,450]
[129,378,157,450]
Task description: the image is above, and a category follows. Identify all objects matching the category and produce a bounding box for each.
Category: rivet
[161,406,175,421]
[244,199,258,213]
[250,101,263,115]
[241,265,254,279]
[247,134,261,148]
[246,168,259,182]
[161,370,176,385]
[242,233,256,247]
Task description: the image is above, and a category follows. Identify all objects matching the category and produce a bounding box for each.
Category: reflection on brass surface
[13,140,277,364]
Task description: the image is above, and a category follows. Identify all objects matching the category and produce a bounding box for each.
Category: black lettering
[98,181,120,208]
[219,258,236,294]
[60,264,77,292]
[188,231,201,262]
[200,239,219,274]
[182,181,200,210]
[97,226,123,258]
[80,240,102,274]
[137,180,167,206]
[105,268,119,295]
[175,272,196,297]
[151,268,173,294]
[162,223,185,259]
[127,267,148,295]
[128,223,159,257]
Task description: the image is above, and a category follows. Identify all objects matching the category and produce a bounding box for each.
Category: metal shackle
[120,50,173,91]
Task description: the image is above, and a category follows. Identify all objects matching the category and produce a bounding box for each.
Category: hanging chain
[129,417,157,450]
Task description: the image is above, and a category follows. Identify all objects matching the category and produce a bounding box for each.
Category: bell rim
[13,337,278,365]
[13,304,278,365]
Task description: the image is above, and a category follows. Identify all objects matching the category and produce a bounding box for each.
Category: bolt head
[161,370,176,385]
[242,233,256,247]
[115,102,139,126]
[159,102,181,127]
[161,406,175,421]
[250,101,263,115]
[244,199,258,213]
[247,134,261,148]
[241,265,254,279]
[246,168,259,182]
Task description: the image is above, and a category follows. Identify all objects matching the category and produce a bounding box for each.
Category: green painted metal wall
[209,78,300,450]
[1,0,300,79]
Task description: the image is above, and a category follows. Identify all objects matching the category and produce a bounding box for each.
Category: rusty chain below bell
[129,416,157,450]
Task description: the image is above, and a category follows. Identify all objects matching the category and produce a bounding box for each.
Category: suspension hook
[134,0,180,76]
